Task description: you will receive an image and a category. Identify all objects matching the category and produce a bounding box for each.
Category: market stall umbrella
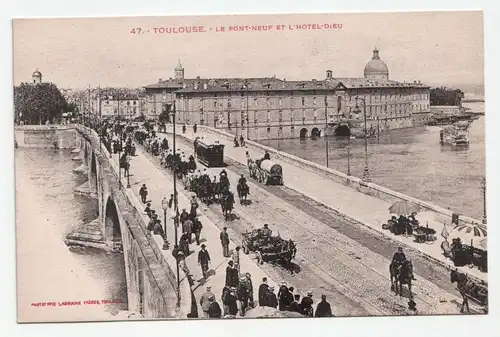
[244,306,305,318]
[388,201,421,216]
[478,238,487,251]
[451,222,487,247]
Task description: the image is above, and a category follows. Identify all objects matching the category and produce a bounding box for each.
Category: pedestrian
[208,296,222,318]
[220,227,230,257]
[198,244,211,279]
[278,281,293,311]
[168,194,174,209]
[221,286,230,316]
[267,286,278,308]
[139,184,148,203]
[226,287,239,316]
[193,123,198,134]
[225,261,239,287]
[180,208,189,225]
[150,210,156,220]
[200,285,215,318]
[314,294,333,317]
[237,276,251,316]
[231,246,241,274]
[300,291,314,317]
[192,217,203,245]
[240,134,245,147]
[245,272,254,307]
[147,214,157,234]
[144,202,152,217]
[258,277,269,307]
[288,294,302,313]
[153,218,165,239]
[183,218,193,244]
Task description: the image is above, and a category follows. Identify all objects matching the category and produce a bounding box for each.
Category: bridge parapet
[76,125,194,319]
[194,125,481,227]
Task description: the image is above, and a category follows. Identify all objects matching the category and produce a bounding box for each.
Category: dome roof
[32,69,42,77]
[364,48,389,79]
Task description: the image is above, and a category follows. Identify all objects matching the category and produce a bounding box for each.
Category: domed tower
[364,47,389,80]
[32,69,42,84]
[174,60,184,80]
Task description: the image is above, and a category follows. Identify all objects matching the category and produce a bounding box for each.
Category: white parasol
[451,222,487,247]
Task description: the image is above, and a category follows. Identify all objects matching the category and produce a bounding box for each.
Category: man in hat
[192,217,203,246]
[278,281,293,311]
[237,275,251,316]
[198,244,211,279]
[258,277,269,307]
[288,294,302,313]
[300,291,314,317]
[314,294,333,317]
[147,214,157,234]
[208,295,222,318]
[261,224,272,237]
[180,208,189,225]
[220,227,230,257]
[231,246,241,274]
[226,287,238,316]
[139,183,148,203]
[200,285,215,318]
[143,202,152,217]
[182,217,193,244]
[225,261,239,288]
[267,286,278,308]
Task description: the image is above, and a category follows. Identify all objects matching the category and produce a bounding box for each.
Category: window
[240,92,245,97]
[267,110,271,123]
[254,98,258,107]
[213,101,218,108]
[301,97,305,106]
[241,98,245,108]
[133,101,137,105]
[227,100,232,109]
[267,127,271,133]
[279,110,283,123]
[279,98,283,108]
[313,97,317,105]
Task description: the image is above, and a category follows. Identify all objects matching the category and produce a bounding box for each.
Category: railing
[76,125,194,318]
[196,125,481,227]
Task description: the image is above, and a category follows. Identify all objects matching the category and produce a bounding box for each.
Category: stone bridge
[65,125,193,319]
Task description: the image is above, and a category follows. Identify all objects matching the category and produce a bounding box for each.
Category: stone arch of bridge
[334,125,351,137]
[311,127,320,138]
[104,196,122,246]
[299,128,308,139]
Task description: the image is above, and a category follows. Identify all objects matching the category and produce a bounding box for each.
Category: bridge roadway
[144,132,482,316]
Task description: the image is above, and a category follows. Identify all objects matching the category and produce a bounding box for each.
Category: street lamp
[481,177,487,224]
[347,136,351,176]
[354,97,371,182]
[161,197,170,250]
[171,100,181,303]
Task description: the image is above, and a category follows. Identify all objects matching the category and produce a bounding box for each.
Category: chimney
[158,78,162,82]
[326,70,333,80]
[197,76,200,79]
[203,83,208,90]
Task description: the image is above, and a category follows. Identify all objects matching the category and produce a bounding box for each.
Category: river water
[15,148,127,322]
[259,102,485,220]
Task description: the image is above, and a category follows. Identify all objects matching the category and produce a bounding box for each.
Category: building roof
[333,77,429,89]
[146,77,339,93]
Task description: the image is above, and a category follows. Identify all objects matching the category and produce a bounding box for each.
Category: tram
[194,138,225,167]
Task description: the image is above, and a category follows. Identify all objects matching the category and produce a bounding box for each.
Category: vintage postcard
[13,11,487,323]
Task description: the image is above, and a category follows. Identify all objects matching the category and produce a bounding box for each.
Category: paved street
[149,130,483,316]
[168,126,487,283]
[109,146,280,317]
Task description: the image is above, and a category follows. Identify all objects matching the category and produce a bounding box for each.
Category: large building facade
[144,49,432,140]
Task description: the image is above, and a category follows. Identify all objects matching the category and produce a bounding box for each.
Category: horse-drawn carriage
[450,269,488,312]
[248,158,283,186]
[241,229,297,265]
[194,139,225,167]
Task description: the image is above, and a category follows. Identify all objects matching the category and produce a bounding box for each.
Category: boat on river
[439,121,471,147]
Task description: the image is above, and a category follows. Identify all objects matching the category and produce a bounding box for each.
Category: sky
[12,11,484,91]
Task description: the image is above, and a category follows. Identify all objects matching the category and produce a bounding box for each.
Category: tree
[430,87,465,106]
[14,82,68,125]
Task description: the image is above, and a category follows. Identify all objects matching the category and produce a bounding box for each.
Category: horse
[450,269,488,312]
[221,193,235,221]
[389,260,414,297]
[237,182,250,204]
